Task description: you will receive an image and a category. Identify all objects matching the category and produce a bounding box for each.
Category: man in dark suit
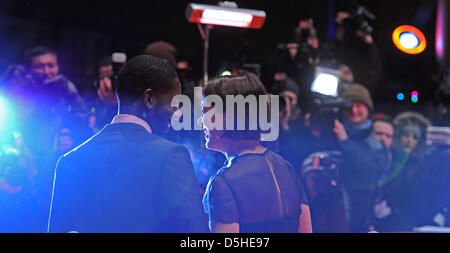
[48,55,208,232]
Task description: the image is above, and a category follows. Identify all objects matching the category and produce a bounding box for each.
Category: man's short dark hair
[116,55,178,105]
[24,46,58,63]
[98,56,112,68]
[371,113,394,129]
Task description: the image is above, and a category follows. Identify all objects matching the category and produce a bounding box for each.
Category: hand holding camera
[95,52,126,105]
[333,119,349,142]
[97,77,117,105]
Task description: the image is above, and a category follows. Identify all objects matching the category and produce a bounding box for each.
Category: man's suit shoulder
[150,134,192,160]
[60,127,190,164]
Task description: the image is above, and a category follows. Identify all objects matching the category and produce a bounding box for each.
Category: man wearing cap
[332,84,393,232]
[334,84,374,142]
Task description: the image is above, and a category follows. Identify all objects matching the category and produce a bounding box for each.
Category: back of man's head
[116,55,178,105]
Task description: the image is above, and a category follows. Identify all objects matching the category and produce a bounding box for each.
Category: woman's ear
[144,89,153,109]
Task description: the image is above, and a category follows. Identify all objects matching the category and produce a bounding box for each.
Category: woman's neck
[223,139,266,159]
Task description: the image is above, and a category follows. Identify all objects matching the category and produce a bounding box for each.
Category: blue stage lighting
[411,91,419,103]
[0,96,8,131]
[396,92,405,101]
[0,95,16,138]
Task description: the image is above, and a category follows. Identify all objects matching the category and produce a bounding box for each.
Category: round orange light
[392,25,427,54]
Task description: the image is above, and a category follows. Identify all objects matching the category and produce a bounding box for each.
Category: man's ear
[144,89,153,109]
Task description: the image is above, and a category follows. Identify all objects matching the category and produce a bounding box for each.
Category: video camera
[302,151,343,181]
[2,64,46,89]
[310,96,353,134]
[309,67,353,136]
[94,52,127,91]
[341,3,376,35]
[295,19,319,62]
[276,19,319,67]
[301,151,344,196]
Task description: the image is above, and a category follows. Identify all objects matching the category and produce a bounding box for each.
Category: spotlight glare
[396,92,405,101]
[201,9,253,28]
[311,73,339,97]
[220,70,232,76]
[411,91,419,103]
[399,32,419,49]
[186,3,266,29]
[0,96,8,130]
[393,25,427,54]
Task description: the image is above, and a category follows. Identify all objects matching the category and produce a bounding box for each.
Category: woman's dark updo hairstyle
[202,72,269,141]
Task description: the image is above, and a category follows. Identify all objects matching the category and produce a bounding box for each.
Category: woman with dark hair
[389,112,434,230]
[201,73,312,233]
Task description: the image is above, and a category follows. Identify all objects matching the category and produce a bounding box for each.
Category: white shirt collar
[111,114,152,133]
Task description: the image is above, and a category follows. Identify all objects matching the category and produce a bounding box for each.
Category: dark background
[0,0,442,115]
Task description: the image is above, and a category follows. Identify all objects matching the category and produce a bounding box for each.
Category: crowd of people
[0,10,450,233]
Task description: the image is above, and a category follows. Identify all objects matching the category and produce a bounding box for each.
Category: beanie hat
[340,84,373,113]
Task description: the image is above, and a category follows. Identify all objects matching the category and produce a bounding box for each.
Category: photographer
[24,46,91,154]
[9,46,93,232]
[0,63,58,232]
[0,131,42,232]
[264,71,309,173]
[96,56,118,105]
[334,84,373,141]
[331,86,421,233]
[268,19,319,114]
[299,84,386,233]
[89,56,120,132]
[321,5,382,95]
[2,47,90,158]
[331,84,386,232]
[26,46,89,119]
[301,84,371,172]
[301,151,350,233]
